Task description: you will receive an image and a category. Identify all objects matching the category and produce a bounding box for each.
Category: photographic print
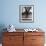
[19,5,34,23]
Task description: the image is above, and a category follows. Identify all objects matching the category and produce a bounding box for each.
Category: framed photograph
[19,5,34,23]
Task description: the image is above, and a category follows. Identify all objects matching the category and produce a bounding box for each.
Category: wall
[0,0,46,43]
[0,0,46,29]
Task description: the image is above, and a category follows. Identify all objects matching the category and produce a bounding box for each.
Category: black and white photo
[19,5,34,22]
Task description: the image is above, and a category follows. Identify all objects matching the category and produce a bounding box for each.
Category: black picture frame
[19,5,34,23]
